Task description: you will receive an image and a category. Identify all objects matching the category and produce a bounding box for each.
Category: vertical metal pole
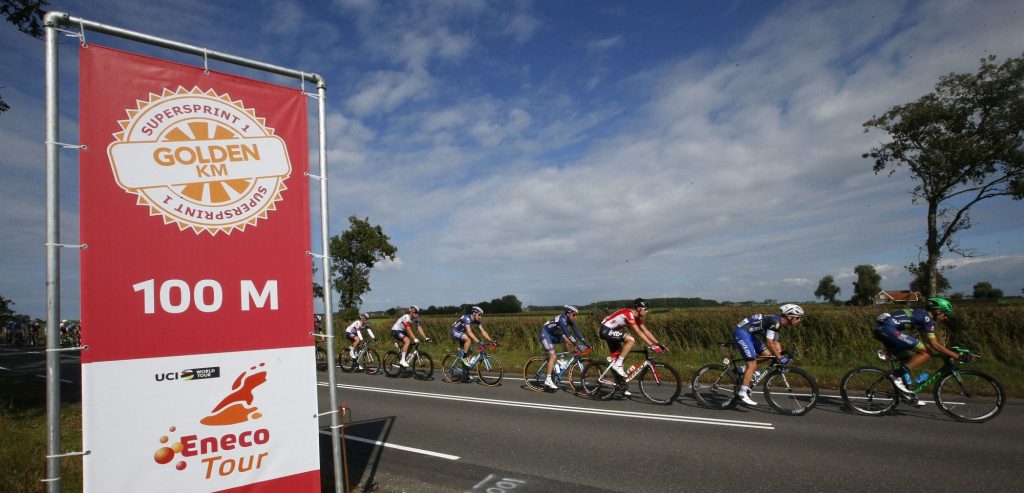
[316,79,345,493]
[44,17,62,493]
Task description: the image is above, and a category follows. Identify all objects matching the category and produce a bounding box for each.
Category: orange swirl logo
[107,87,291,235]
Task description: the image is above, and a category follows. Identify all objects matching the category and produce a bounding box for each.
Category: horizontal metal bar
[304,172,324,181]
[46,345,88,352]
[316,410,339,418]
[45,12,323,88]
[46,450,91,459]
[306,251,326,259]
[45,242,87,249]
[45,140,87,150]
[311,332,333,339]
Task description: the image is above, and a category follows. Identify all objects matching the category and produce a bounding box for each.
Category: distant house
[874,290,921,305]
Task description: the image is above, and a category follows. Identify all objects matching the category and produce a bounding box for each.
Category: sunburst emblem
[106,87,292,235]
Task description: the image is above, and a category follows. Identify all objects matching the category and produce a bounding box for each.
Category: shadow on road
[320,416,395,493]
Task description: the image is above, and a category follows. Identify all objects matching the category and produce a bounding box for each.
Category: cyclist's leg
[346,333,358,357]
[599,325,624,362]
[540,329,558,377]
[451,330,470,363]
[733,329,763,402]
[873,323,925,380]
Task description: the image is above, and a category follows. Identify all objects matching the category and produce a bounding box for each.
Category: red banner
[79,44,318,492]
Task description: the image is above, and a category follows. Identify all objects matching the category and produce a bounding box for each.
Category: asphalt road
[316,362,1023,493]
[4,346,1019,493]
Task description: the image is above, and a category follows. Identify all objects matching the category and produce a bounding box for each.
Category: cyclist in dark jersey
[538,305,589,389]
[732,304,804,406]
[450,306,493,365]
[873,297,968,396]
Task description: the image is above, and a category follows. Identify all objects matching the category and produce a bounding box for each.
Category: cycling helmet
[359,313,369,319]
[409,305,420,313]
[471,306,484,315]
[634,298,649,309]
[564,305,579,315]
[927,297,953,315]
[779,304,804,317]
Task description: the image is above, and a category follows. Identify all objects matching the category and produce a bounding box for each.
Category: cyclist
[451,306,493,366]
[391,306,429,367]
[344,313,376,359]
[873,297,967,396]
[599,298,665,378]
[733,304,804,406]
[539,305,590,390]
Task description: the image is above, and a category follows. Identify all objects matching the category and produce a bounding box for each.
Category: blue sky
[2,0,1023,319]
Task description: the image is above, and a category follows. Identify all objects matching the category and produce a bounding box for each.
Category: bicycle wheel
[363,349,382,375]
[522,356,548,391]
[567,358,591,395]
[315,348,328,371]
[763,366,819,416]
[476,354,504,386]
[338,350,356,372]
[840,366,899,416]
[580,361,617,401]
[691,364,738,410]
[934,369,1005,423]
[638,362,682,405]
[442,353,466,383]
[382,351,402,377]
[413,351,434,380]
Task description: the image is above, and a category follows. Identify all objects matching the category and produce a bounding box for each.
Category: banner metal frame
[42,11,344,493]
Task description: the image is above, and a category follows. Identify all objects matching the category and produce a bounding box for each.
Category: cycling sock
[400,352,407,363]
[614,356,624,366]
[892,365,908,379]
[739,385,749,395]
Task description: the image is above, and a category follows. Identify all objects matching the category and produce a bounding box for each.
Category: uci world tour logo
[107,87,291,235]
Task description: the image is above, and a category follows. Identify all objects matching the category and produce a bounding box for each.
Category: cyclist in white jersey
[391,306,430,367]
[345,313,376,358]
[599,298,665,377]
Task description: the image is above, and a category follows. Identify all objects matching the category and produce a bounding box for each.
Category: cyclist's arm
[765,338,784,359]
[566,320,587,347]
[414,323,428,341]
[631,321,658,346]
[923,334,959,359]
[477,324,493,343]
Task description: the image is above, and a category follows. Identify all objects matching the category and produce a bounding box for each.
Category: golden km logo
[107,87,291,235]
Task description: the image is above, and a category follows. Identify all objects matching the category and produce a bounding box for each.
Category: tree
[328,216,397,319]
[814,275,841,303]
[1,0,47,116]
[850,265,881,306]
[907,261,950,294]
[863,53,1024,297]
[0,294,15,325]
[973,281,1004,299]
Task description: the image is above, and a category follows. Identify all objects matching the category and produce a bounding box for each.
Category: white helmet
[359,313,369,319]
[779,304,804,317]
[409,305,420,313]
[564,305,579,315]
[471,306,484,315]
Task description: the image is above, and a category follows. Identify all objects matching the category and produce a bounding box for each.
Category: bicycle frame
[599,348,663,385]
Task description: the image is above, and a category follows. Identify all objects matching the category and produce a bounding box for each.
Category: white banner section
[82,346,319,493]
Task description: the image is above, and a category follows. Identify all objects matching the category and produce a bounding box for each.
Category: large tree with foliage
[907,261,950,295]
[863,53,1024,297]
[850,265,882,306]
[972,281,1004,299]
[1,0,47,115]
[328,216,397,318]
[814,275,841,304]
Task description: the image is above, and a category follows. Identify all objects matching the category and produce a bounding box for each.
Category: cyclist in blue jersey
[873,297,967,396]
[539,305,590,390]
[391,306,430,367]
[451,306,493,365]
[733,304,804,406]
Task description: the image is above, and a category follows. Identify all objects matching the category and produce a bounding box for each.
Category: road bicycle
[839,346,1004,423]
[523,345,593,394]
[338,340,382,375]
[441,340,503,386]
[580,346,682,405]
[691,342,819,416]
[382,340,434,380]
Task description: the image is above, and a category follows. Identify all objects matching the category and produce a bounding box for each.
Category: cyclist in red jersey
[599,298,665,377]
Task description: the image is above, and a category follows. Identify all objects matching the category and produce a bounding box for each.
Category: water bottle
[752,369,762,382]
[902,373,913,386]
[553,361,562,374]
[627,364,638,377]
[916,372,929,383]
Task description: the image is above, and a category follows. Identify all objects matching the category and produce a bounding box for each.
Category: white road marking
[319,381,775,430]
[318,429,460,460]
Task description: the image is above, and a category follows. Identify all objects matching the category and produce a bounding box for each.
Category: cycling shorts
[733,328,768,361]
[390,329,408,342]
[540,329,564,355]
[600,325,627,354]
[345,332,359,342]
[450,329,468,343]
[872,322,924,357]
